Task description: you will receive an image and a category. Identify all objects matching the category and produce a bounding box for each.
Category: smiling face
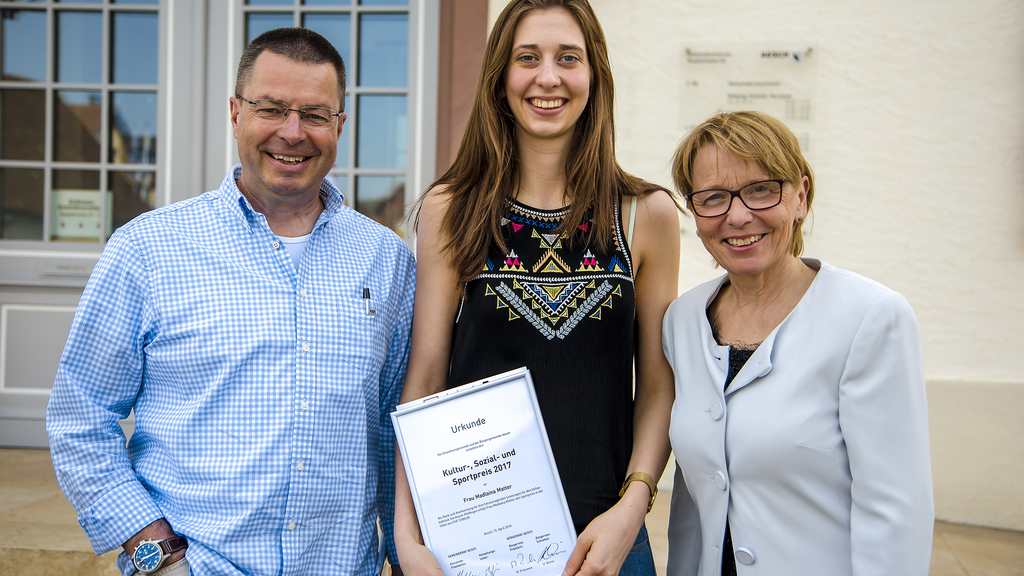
[692,144,809,279]
[503,8,591,147]
[231,50,346,209]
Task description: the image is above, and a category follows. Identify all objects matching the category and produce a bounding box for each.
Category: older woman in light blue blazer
[663,111,933,576]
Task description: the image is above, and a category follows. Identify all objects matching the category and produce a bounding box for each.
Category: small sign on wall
[682,45,817,154]
[50,189,112,242]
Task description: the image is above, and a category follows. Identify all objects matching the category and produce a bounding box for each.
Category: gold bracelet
[618,471,658,513]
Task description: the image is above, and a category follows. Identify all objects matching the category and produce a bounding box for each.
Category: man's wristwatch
[131,536,188,574]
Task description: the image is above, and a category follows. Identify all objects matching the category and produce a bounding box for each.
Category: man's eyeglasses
[235,95,343,129]
[686,179,790,218]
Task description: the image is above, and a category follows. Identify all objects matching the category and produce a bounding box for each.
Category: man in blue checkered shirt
[46,28,415,576]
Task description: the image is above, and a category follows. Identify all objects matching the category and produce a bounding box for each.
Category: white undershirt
[277,233,311,271]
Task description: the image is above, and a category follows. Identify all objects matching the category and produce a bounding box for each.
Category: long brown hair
[420,0,675,285]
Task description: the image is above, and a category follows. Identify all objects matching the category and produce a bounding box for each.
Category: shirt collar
[217,164,346,233]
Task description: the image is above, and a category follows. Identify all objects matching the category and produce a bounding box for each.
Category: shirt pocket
[336,295,390,378]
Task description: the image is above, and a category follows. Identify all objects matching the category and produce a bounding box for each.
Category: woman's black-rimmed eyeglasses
[235,95,343,129]
[686,179,790,218]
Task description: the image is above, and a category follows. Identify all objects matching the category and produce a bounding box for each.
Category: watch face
[133,541,163,573]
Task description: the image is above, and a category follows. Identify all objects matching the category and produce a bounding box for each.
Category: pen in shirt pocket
[362,288,376,317]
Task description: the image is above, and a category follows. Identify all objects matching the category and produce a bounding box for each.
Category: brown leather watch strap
[159,536,188,555]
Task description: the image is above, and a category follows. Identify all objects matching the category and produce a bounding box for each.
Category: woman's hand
[560,484,649,576]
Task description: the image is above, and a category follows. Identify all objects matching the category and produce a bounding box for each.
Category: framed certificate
[392,367,576,576]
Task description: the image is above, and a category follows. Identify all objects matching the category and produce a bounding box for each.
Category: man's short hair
[235,27,347,111]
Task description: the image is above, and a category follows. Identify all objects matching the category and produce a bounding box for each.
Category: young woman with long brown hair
[393,2,680,574]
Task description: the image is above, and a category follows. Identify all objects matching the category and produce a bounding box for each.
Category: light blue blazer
[663,260,933,576]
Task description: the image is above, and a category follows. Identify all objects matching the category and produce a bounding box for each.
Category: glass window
[54,91,102,163]
[2,9,47,83]
[112,12,159,85]
[242,2,411,234]
[246,13,294,44]
[358,13,408,87]
[56,11,103,84]
[0,1,161,245]
[357,94,406,169]
[0,168,44,240]
[1,89,45,161]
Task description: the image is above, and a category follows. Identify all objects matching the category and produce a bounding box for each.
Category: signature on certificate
[456,564,500,576]
[511,542,566,568]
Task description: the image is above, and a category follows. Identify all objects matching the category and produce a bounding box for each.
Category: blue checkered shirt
[47,166,415,575]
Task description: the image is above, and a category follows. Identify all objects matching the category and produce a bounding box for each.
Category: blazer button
[735,547,755,565]
[714,471,728,491]
[710,402,724,421]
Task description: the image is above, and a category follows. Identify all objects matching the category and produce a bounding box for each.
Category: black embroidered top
[448,199,636,534]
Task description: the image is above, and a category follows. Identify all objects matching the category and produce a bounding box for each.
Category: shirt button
[300,289,307,298]
[301,401,309,411]
[272,241,281,249]
[302,342,309,353]
[297,460,304,471]
[288,522,296,531]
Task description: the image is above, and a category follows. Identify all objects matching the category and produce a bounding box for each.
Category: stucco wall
[489,0,1024,530]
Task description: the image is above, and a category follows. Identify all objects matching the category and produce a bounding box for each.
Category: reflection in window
[112,12,159,85]
[56,11,103,84]
[51,169,103,242]
[110,92,157,165]
[55,91,102,163]
[247,13,294,44]
[303,13,352,75]
[109,171,155,232]
[2,10,46,82]
[335,94,351,168]
[356,175,405,235]
[0,168,44,240]
[303,0,352,6]
[359,13,408,88]
[357,95,406,169]
[0,89,45,161]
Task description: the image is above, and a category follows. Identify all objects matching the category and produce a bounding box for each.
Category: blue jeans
[618,524,655,576]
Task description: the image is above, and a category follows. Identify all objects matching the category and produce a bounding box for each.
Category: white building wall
[490,0,1024,531]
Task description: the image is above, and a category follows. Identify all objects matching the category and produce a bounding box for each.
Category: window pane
[52,169,103,242]
[1,89,45,161]
[56,11,103,84]
[358,13,407,87]
[2,10,46,82]
[55,90,102,162]
[55,0,102,3]
[356,175,404,233]
[356,94,405,169]
[335,95,351,168]
[109,170,155,233]
[0,168,44,240]
[360,0,407,5]
[112,0,159,4]
[246,0,293,5]
[302,13,351,75]
[110,91,157,164]
[246,13,293,44]
[325,173,347,199]
[112,12,159,85]
[304,0,351,5]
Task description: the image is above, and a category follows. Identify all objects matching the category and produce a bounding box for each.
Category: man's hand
[123,519,187,567]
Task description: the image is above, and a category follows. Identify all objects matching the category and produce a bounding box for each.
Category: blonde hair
[672,110,814,257]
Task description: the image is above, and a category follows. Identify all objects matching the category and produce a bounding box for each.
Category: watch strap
[618,471,658,513]
[158,536,188,556]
